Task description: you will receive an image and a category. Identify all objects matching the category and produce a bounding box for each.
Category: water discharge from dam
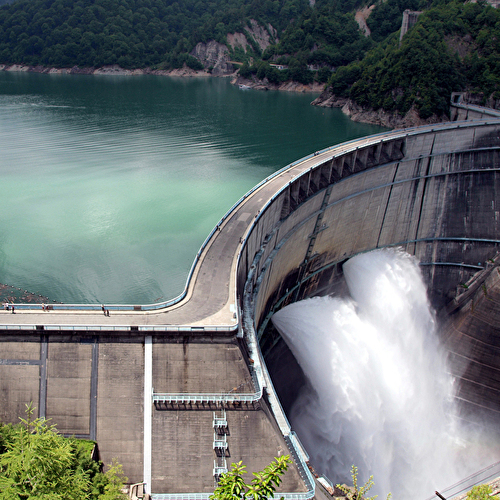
[272,248,498,500]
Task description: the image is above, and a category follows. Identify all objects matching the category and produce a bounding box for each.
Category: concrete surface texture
[1,119,500,497]
[441,256,500,423]
[246,122,500,329]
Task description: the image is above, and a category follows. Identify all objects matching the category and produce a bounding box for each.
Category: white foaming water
[272,248,495,500]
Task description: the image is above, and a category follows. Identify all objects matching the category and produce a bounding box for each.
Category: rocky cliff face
[227,20,277,54]
[191,20,276,76]
[190,41,234,76]
[232,74,324,93]
[227,33,251,53]
[245,19,276,51]
[312,88,448,128]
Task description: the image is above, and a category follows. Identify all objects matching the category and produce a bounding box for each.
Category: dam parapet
[240,120,500,350]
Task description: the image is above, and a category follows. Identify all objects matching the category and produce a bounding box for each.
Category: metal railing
[0,323,238,333]
[152,489,316,500]
[152,390,261,405]
[213,412,227,431]
[213,434,227,450]
[426,460,500,500]
[152,494,212,500]
[9,119,500,317]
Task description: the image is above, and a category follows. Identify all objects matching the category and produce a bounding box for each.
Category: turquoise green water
[0,72,386,304]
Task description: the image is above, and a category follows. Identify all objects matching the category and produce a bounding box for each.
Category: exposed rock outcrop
[232,74,324,93]
[227,33,251,53]
[227,20,277,54]
[245,19,275,51]
[312,88,448,128]
[190,41,234,76]
[355,5,374,37]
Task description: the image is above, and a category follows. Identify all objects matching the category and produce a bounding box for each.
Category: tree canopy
[0,0,312,68]
[0,404,128,500]
[0,0,499,119]
[326,0,500,118]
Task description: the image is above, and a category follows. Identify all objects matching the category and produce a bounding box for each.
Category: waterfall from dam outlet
[271,248,496,500]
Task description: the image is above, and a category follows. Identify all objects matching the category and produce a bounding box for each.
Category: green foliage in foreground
[327,0,500,119]
[466,484,500,500]
[337,465,391,500]
[0,404,128,500]
[211,455,291,500]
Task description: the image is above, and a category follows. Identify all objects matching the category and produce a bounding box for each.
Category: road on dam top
[0,123,464,331]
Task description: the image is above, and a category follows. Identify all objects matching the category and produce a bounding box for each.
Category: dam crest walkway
[2,119,499,333]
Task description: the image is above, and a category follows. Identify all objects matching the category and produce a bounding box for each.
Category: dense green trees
[326,0,500,118]
[367,0,426,42]
[0,0,312,68]
[0,0,373,77]
[273,8,374,67]
[0,404,128,500]
[0,0,499,120]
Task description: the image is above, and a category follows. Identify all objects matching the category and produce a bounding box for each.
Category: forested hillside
[0,0,311,69]
[320,0,500,121]
[0,0,499,121]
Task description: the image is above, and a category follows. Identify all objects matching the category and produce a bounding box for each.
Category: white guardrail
[152,391,261,405]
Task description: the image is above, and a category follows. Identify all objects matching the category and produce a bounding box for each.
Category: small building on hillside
[400,10,423,41]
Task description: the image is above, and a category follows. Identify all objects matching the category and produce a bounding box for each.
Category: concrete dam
[1,117,500,498]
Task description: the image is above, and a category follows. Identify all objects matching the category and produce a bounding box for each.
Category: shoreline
[0,63,323,92]
[0,63,216,78]
[311,90,449,128]
[0,62,441,129]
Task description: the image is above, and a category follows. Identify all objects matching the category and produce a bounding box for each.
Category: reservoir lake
[0,71,386,304]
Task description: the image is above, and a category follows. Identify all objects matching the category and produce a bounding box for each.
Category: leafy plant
[466,484,500,500]
[211,455,291,500]
[336,465,391,500]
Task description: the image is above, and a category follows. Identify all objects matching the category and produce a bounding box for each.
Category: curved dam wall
[238,120,500,422]
[2,120,500,496]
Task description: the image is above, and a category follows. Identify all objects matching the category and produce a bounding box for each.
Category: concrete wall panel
[46,342,91,435]
[0,365,40,422]
[318,188,390,257]
[153,342,253,394]
[226,410,306,492]
[97,342,144,483]
[152,410,213,493]
[0,340,41,360]
[254,217,316,322]
[275,202,315,246]
[151,407,306,494]
[378,181,425,246]
[405,133,436,158]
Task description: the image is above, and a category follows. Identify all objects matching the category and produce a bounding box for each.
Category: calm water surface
[0,72,386,304]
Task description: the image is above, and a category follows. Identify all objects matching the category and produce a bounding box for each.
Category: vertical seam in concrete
[412,134,437,245]
[376,164,399,248]
[144,335,152,494]
[90,337,99,441]
[39,334,48,419]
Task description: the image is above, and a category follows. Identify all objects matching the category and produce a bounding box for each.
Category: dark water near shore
[0,72,386,304]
